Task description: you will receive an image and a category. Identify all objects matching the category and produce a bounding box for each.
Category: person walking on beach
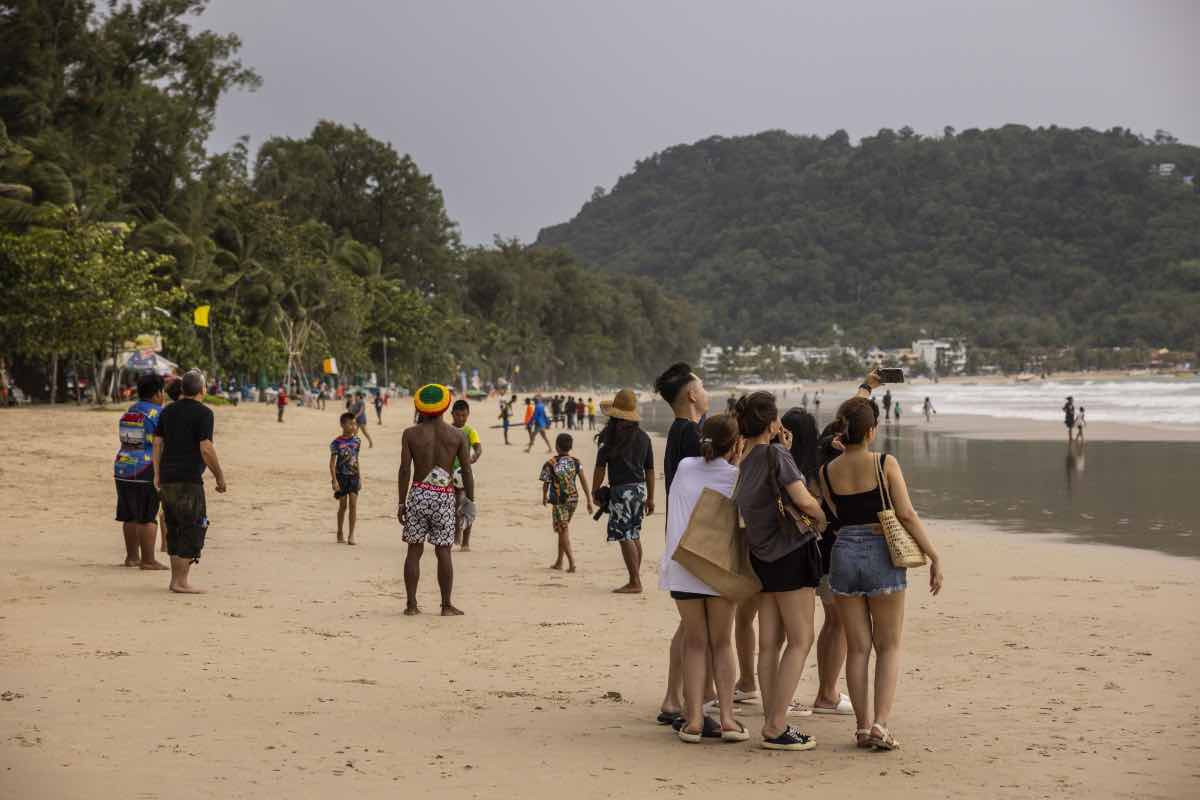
[662,414,750,744]
[329,412,361,545]
[1075,406,1086,442]
[654,363,709,726]
[593,389,655,594]
[923,397,935,423]
[523,397,534,437]
[819,396,943,751]
[397,384,472,616]
[733,391,827,751]
[540,433,593,572]
[893,401,901,426]
[813,391,821,419]
[153,370,227,594]
[114,373,168,570]
[276,385,288,422]
[499,394,516,445]
[1063,397,1076,442]
[576,399,586,430]
[451,399,482,550]
[587,397,596,430]
[373,391,384,426]
[881,389,893,424]
[565,396,577,430]
[350,392,374,448]
[525,395,553,453]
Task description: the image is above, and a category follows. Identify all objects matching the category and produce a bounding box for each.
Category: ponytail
[700,414,738,462]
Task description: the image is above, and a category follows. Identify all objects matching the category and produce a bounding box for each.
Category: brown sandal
[855,729,873,748]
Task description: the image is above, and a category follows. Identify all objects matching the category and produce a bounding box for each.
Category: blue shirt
[533,401,551,429]
[114,400,162,482]
[330,435,361,477]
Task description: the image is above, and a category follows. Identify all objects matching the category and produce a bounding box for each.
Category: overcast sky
[201,0,1200,245]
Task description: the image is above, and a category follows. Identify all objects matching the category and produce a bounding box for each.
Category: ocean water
[886,378,1200,427]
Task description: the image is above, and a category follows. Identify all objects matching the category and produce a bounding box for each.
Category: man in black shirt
[652,363,711,724]
[153,370,227,594]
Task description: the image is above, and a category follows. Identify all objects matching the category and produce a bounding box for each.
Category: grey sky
[202,0,1200,245]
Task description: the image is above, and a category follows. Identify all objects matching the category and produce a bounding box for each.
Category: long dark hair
[781,407,819,483]
[595,417,640,460]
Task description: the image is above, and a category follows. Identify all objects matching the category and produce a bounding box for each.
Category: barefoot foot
[139,561,169,571]
[567,565,577,573]
[123,559,140,567]
[337,534,345,543]
[441,604,465,616]
[347,538,356,546]
[169,583,206,594]
[403,605,421,616]
[550,562,563,571]
[612,583,643,594]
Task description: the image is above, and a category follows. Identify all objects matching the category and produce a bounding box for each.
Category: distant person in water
[881,389,893,423]
[813,391,821,418]
[1063,396,1076,442]
[893,401,901,425]
[923,397,935,423]
[397,384,472,616]
[1075,407,1086,442]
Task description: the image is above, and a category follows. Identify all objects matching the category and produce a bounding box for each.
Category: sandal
[656,711,683,726]
[855,729,873,749]
[868,723,900,751]
[721,722,750,743]
[677,716,722,743]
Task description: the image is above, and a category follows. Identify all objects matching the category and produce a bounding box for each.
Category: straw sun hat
[600,388,641,422]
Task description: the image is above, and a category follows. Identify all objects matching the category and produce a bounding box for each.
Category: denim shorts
[829,525,907,598]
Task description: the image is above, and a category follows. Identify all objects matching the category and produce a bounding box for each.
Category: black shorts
[751,538,822,593]
[335,474,361,499]
[160,483,208,562]
[670,590,716,601]
[115,480,159,524]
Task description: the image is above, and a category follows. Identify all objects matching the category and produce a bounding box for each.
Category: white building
[912,338,968,374]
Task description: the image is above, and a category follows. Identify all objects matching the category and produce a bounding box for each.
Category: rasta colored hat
[415,383,452,416]
[600,388,641,422]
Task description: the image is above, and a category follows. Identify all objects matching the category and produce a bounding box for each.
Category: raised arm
[884,456,943,595]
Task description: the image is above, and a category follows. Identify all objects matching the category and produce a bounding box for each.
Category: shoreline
[2,402,1199,798]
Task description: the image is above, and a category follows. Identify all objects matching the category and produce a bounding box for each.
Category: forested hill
[536,126,1200,350]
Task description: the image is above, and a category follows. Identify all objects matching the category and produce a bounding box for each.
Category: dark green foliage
[537,127,1200,351]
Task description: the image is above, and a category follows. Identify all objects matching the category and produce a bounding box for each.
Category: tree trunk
[48,353,59,405]
[93,352,103,405]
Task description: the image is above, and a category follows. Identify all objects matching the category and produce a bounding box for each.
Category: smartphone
[878,368,905,384]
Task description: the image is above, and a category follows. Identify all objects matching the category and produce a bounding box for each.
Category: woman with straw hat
[591,389,656,593]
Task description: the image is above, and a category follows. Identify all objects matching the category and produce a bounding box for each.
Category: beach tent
[106,350,178,376]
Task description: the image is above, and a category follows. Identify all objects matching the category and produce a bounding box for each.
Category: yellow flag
[323,357,338,375]
[193,305,211,327]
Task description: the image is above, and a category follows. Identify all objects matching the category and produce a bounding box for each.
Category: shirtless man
[397,384,474,616]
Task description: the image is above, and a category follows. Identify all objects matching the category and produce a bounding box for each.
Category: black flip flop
[656,711,683,726]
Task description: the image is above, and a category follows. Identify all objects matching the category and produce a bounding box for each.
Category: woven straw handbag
[875,454,927,568]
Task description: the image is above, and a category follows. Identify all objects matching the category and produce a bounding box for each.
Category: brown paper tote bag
[672,487,762,602]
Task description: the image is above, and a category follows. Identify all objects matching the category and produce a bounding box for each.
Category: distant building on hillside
[698,343,854,380]
[912,338,968,375]
[1150,163,1177,177]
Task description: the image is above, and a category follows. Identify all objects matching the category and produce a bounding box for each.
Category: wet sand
[1,402,1199,799]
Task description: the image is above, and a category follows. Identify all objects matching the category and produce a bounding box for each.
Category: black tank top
[823,453,889,526]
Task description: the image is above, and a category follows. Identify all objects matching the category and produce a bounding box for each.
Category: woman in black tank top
[818,396,944,752]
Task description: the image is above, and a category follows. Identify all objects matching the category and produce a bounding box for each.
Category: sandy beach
[2,400,1199,799]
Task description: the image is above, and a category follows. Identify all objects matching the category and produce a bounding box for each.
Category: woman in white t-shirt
[661,413,749,744]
